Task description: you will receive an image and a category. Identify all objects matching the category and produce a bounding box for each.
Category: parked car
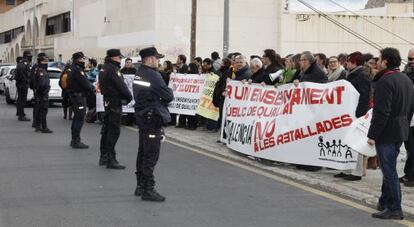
[4,67,62,104]
[0,64,13,93]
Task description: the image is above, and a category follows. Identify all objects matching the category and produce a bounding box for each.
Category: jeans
[403,127,414,180]
[376,142,402,212]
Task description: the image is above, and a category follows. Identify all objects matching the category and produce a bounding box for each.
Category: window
[5,0,15,5]
[0,26,24,44]
[45,12,71,36]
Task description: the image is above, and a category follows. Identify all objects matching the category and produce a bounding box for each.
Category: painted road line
[125,126,414,226]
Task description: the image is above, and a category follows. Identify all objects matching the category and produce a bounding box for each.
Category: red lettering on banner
[254,120,276,152]
[276,114,353,145]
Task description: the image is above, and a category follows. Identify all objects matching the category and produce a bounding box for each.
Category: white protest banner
[96,74,135,113]
[221,80,360,170]
[196,73,220,121]
[342,109,376,157]
[168,73,205,115]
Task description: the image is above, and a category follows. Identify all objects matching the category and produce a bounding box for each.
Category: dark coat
[34,65,50,97]
[133,64,174,125]
[212,67,231,108]
[67,62,95,95]
[346,66,371,118]
[234,65,252,81]
[99,59,132,102]
[15,59,31,87]
[251,67,266,84]
[177,64,189,74]
[262,63,283,85]
[368,69,414,143]
[299,62,328,83]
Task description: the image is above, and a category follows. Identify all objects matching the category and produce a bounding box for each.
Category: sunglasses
[408,57,414,61]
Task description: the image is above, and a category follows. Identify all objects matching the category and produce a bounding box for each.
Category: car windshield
[48,71,61,79]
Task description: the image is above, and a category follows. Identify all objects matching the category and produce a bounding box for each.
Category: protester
[282,54,298,84]
[87,58,98,83]
[211,51,222,71]
[233,55,252,81]
[326,56,346,82]
[294,51,327,171]
[161,60,173,86]
[59,62,73,120]
[261,49,284,85]
[368,47,413,220]
[249,58,265,83]
[121,57,137,74]
[194,57,203,73]
[315,53,328,74]
[175,54,189,128]
[201,58,219,132]
[401,48,414,187]
[338,53,348,68]
[334,52,371,181]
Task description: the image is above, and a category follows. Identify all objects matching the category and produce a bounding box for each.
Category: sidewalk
[164,126,414,216]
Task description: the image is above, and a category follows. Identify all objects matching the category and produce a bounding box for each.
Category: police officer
[15,50,32,121]
[33,54,53,133]
[67,52,94,149]
[133,47,174,202]
[30,53,47,128]
[99,49,132,169]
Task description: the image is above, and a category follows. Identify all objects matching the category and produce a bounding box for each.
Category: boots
[98,153,107,166]
[134,173,143,196]
[141,188,166,202]
[106,153,125,169]
[71,140,89,149]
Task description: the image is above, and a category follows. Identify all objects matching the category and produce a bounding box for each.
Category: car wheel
[5,88,13,104]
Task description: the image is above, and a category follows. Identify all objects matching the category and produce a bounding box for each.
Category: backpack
[60,72,68,89]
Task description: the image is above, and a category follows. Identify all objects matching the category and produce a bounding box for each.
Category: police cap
[72,51,85,61]
[139,47,164,59]
[106,49,124,58]
[23,50,32,58]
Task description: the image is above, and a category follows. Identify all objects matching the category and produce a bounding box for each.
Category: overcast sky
[289,0,369,12]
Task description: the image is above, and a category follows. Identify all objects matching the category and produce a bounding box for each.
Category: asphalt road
[0,97,409,227]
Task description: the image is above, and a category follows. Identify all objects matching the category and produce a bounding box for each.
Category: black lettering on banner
[224,120,253,145]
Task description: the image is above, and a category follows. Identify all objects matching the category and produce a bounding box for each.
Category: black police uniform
[30,63,39,127]
[99,55,132,169]
[120,67,137,75]
[67,56,94,148]
[133,56,174,201]
[33,63,52,133]
[15,57,31,121]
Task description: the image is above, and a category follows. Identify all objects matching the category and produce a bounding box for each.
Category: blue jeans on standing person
[376,143,402,212]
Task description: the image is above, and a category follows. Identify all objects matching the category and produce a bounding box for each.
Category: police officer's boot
[41,128,53,133]
[134,173,143,196]
[141,188,166,202]
[106,152,125,170]
[72,141,89,149]
[98,153,107,166]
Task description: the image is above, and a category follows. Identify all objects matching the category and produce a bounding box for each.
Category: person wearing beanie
[66,51,95,149]
[15,50,32,121]
[98,49,132,169]
[33,54,53,133]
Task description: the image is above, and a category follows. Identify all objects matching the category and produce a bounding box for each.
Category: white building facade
[0,0,413,63]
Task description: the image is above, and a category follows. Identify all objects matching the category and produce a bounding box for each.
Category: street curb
[165,134,414,218]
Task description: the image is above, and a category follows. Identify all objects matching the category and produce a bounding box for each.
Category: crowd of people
[11,46,414,219]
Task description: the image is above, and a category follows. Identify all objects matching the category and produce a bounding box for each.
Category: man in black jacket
[120,57,137,75]
[249,58,266,84]
[99,49,133,169]
[262,49,284,85]
[133,47,174,202]
[15,51,32,121]
[67,52,95,149]
[298,51,328,83]
[33,54,52,133]
[401,48,414,187]
[368,48,413,220]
